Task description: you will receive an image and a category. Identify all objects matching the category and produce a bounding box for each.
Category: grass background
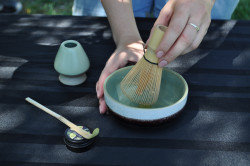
[19,0,250,20]
[20,0,73,15]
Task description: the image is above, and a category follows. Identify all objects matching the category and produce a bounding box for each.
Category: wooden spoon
[25,97,99,139]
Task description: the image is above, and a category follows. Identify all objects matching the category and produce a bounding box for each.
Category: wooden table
[0,14,250,166]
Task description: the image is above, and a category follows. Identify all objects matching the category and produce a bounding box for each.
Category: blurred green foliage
[20,0,250,20]
[232,0,250,20]
[20,0,73,15]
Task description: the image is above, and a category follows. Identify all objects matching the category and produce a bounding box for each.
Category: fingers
[99,97,107,114]
[158,20,200,66]
[181,3,211,55]
[156,0,212,67]
[154,1,173,26]
[145,2,173,47]
[96,68,110,99]
[96,41,144,114]
[182,21,210,55]
[96,65,113,114]
[156,5,190,60]
[145,0,213,67]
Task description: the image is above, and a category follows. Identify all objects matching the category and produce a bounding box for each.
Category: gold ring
[189,22,200,32]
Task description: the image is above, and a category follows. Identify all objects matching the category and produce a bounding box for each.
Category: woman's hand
[96,40,144,114]
[147,0,214,67]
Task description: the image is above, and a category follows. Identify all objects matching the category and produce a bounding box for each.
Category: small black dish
[63,125,97,153]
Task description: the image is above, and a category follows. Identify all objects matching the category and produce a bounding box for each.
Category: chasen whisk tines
[120,25,167,106]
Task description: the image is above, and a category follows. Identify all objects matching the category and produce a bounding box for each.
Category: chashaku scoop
[25,97,99,140]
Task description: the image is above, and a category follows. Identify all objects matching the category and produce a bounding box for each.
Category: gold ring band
[189,22,200,32]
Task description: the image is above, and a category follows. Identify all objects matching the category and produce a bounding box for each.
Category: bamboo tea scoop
[25,97,99,139]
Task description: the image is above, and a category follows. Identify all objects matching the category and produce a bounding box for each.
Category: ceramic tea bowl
[104,66,188,124]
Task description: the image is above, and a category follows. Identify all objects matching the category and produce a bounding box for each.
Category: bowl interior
[105,66,187,109]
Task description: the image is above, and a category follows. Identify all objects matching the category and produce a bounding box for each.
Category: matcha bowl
[104,66,188,124]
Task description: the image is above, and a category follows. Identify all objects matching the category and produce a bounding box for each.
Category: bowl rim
[104,66,188,110]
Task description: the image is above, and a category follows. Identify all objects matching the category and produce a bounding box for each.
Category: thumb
[146,3,173,46]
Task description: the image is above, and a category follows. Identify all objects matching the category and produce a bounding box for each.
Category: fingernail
[99,104,105,114]
[97,90,100,98]
[159,60,168,67]
[99,105,103,114]
[156,51,164,58]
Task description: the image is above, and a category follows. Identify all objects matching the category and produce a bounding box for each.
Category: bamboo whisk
[120,25,167,105]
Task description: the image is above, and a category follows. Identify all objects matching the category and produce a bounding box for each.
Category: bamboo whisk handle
[145,25,167,64]
[147,25,167,51]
